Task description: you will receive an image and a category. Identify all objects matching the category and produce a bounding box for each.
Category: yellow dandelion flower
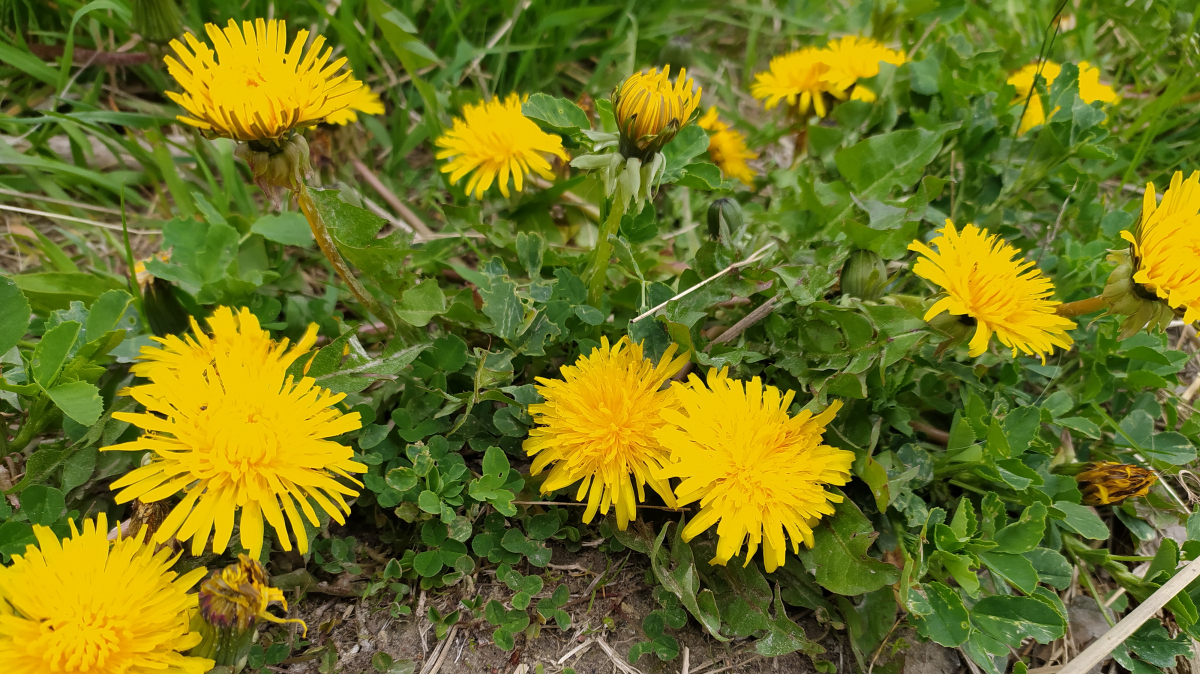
[751,47,835,117]
[0,513,212,674]
[909,220,1076,361]
[612,66,702,159]
[1075,462,1157,506]
[822,36,907,103]
[326,83,385,126]
[655,369,851,572]
[103,306,365,559]
[436,93,569,199]
[1120,171,1200,322]
[198,555,305,633]
[1008,61,1118,135]
[524,337,689,530]
[164,19,360,142]
[697,107,758,185]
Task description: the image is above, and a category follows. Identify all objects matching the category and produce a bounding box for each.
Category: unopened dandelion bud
[841,249,888,301]
[131,0,182,44]
[707,197,744,242]
[1072,461,1157,505]
[192,555,306,667]
[612,66,701,161]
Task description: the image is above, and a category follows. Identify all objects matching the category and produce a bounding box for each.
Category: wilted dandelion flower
[436,93,569,199]
[103,306,365,559]
[325,83,385,125]
[0,513,212,674]
[1075,462,1157,506]
[656,369,851,573]
[822,36,906,103]
[165,19,359,142]
[198,555,304,632]
[612,66,701,160]
[751,47,835,117]
[1104,171,1200,336]
[1008,61,1118,135]
[697,107,758,185]
[524,337,689,530]
[909,220,1076,361]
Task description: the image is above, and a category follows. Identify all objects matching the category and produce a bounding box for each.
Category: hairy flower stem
[1055,295,1107,318]
[585,199,626,309]
[296,184,398,332]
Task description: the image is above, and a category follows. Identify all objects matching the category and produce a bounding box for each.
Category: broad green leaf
[1050,501,1110,540]
[911,582,970,647]
[46,381,103,426]
[795,493,901,595]
[515,232,545,278]
[0,276,31,357]
[32,321,81,387]
[12,272,124,314]
[1126,619,1193,668]
[85,290,133,339]
[979,552,1039,594]
[650,519,727,640]
[478,275,526,340]
[993,502,1047,554]
[971,595,1066,647]
[308,189,412,284]
[21,485,66,526]
[252,212,314,247]
[522,94,591,134]
[396,279,446,327]
[661,125,711,183]
[1024,548,1072,589]
[834,123,959,199]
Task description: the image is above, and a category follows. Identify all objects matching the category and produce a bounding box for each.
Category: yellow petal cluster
[0,514,212,674]
[1007,60,1119,135]
[656,369,851,573]
[199,555,305,633]
[524,337,688,530]
[436,93,569,199]
[1075,462,1157,506]
[326,83,385,126]
[103,306,365,559]
[752,37,905,117]
[909,220,1076,361]
[612,66,701,158]
[165,19,361,142]
[697,107,758,185]
[1121,170,1200,322]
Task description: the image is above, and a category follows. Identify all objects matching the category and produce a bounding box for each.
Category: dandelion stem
[296,184,398,332]
[584,199,626,309]
[1055,295,1107,318]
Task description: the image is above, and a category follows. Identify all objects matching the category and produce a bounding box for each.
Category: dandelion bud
[1072,461,1157,505]
[192,555,306,667]
[235,134,312,192]
[612,66,701,161]
[840,249,888,301]
[131,0,182,44]
[707,197,744,242]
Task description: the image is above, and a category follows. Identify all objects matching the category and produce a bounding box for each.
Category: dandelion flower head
[1008,60,1118,135]
[1122,171,1200,322]
[199,555,305,634]
[103,306,365,559]
[436,93,569,199]
[751,47,835,117]
[0,513,212,674]
[655,369,851,572]
[165,19,361,142]
[697,107,758,185]
[326,83,385,125]
[909,220,1076,361]
[822,36,907,103]
[612,66,702,158]
[1075,461,1157,506]
[524,337,689,530]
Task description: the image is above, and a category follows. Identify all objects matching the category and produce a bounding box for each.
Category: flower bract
[103,306,365,559]
[524,337,689,530]
[655,369,851,572]
[910,220,1076,361]
[436,93,569,199]
[0,513,212,674]
[612,66,701,159]
[697,107,758,185]
[751,47,835,117]
[326,83,385,125]
[165,19,360,142]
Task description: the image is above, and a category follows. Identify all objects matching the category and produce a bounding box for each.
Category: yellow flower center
[34,608,129,672]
